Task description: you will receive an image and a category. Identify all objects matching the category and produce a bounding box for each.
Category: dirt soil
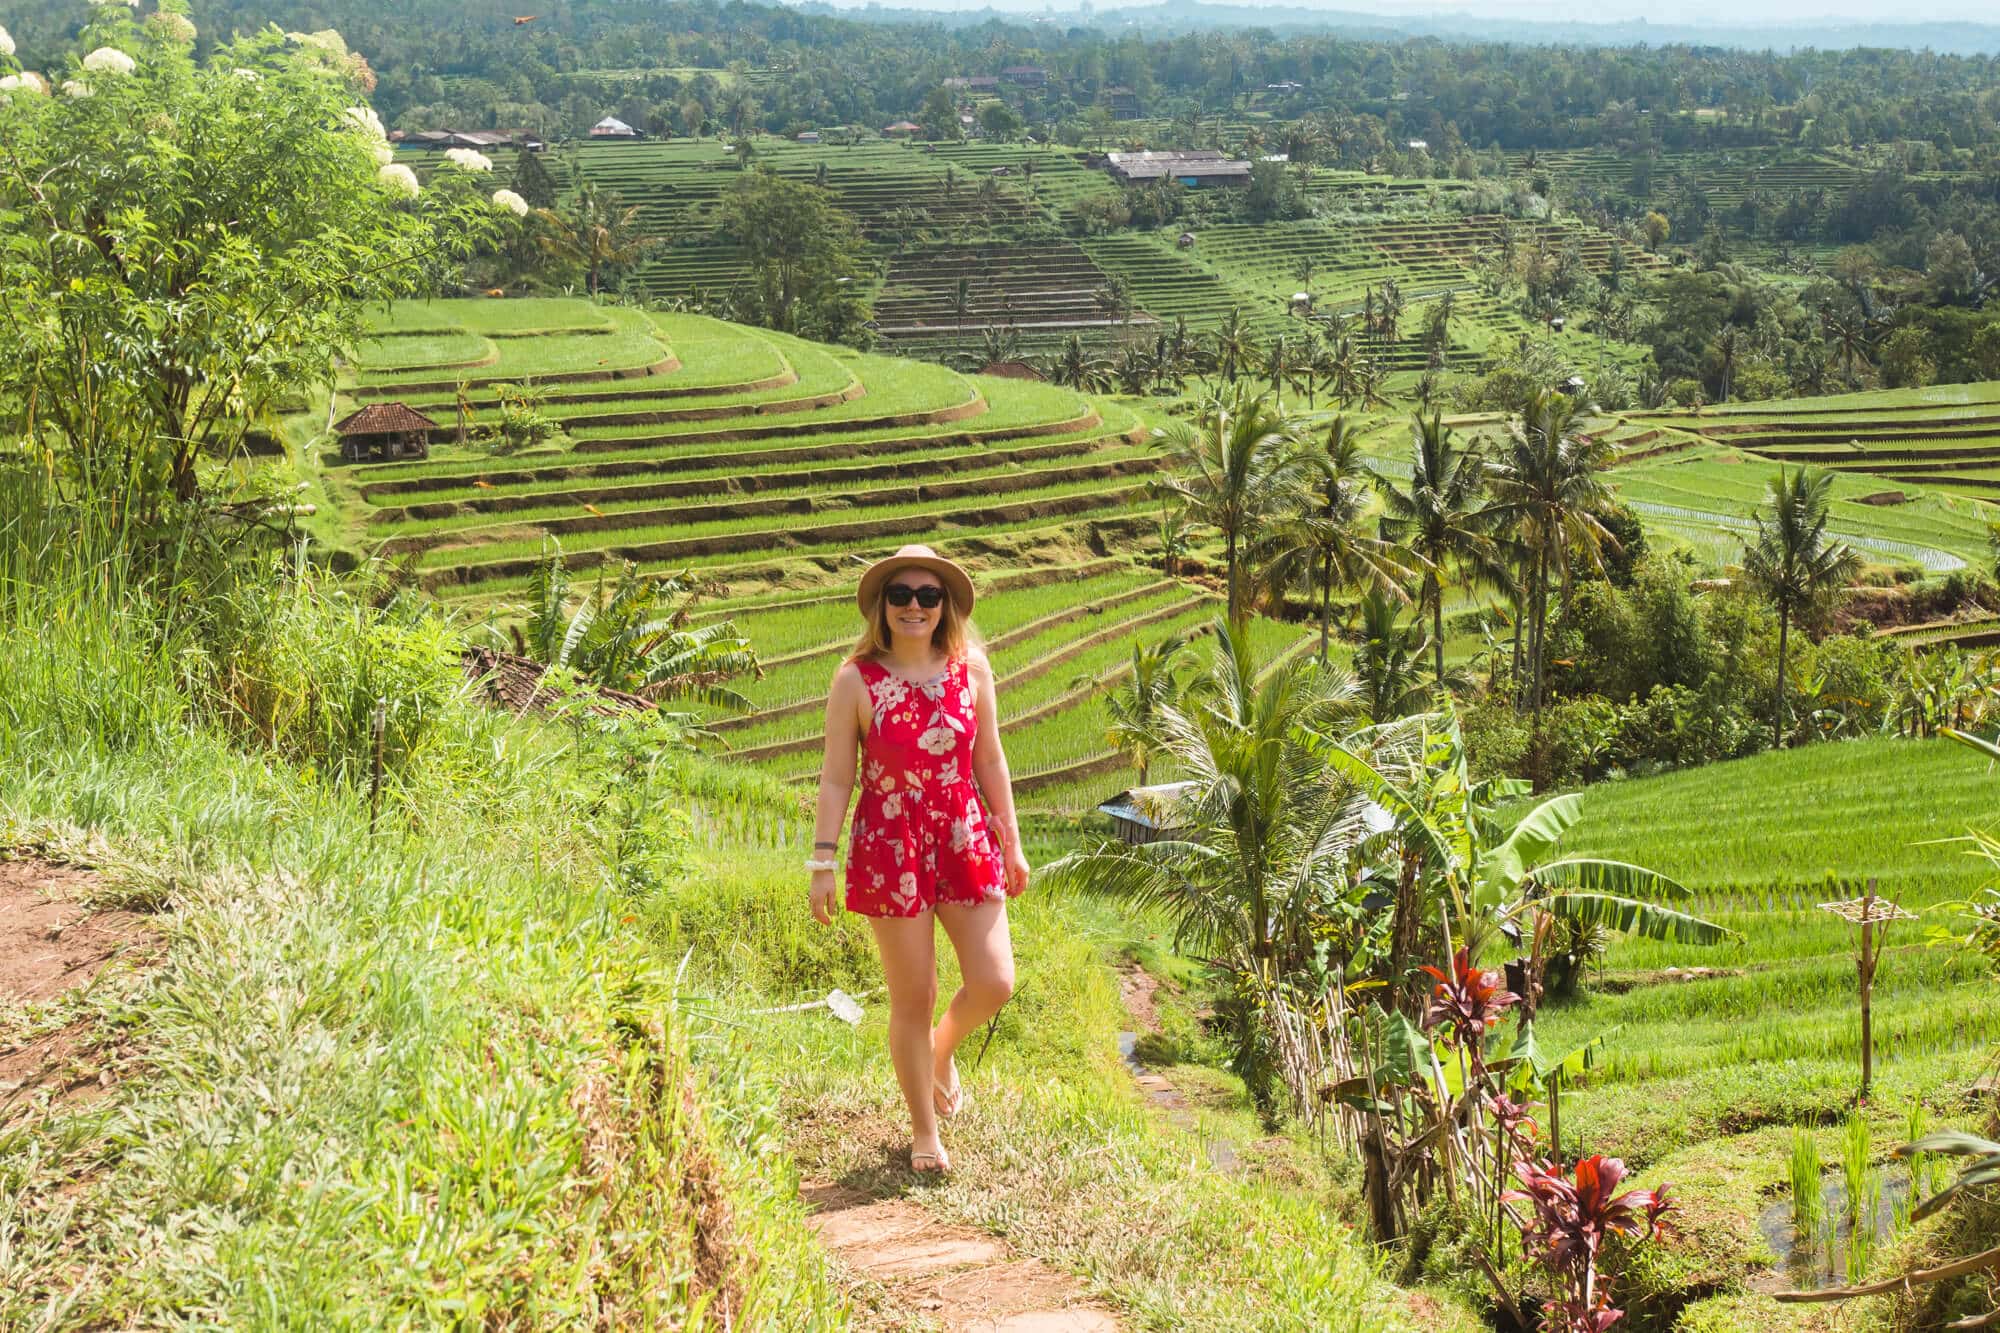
[806,1182,1120,1332]
[0,858,156,1123]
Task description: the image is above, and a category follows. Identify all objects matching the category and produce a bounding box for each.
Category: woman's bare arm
[809,663,866,924]
[967,654,1030,895]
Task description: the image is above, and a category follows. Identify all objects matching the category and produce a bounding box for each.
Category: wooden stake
[1860,876,1876,1101]
[368,697,387,834]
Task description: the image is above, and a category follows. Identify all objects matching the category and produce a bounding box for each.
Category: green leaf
[1481,792,1584,907]
[1546,892,1734,945]
[1534,856,1694,901]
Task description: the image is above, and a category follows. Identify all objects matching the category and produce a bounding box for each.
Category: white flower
[372,144,394,166]
[0,72,48,97]
[232,67,262,82]
[61,79,91,98]
[82,47,136,77]
[376,162,419,197]
[88,0,140,7]
[148,12,196,43]
[949,818,972,852]
[897,871,919,896]
[491,188,529,216]
[342,104,386,141]
[879,792,902,820]
[0,25,15,59]
[917,726,957,756]
[443,147,493,172]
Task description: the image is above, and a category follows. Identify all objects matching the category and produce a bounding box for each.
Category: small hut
[1177,231,1196,249]
[334,402,439,463]
[1096,782,1197,846]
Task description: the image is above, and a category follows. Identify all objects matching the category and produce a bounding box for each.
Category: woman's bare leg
[869,912,943,1158]
[933,898,1015,1093]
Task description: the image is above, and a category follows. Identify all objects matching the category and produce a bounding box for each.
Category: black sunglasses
[885,584,946,609]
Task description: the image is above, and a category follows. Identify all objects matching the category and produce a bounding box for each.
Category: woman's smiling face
[884,570,945,642]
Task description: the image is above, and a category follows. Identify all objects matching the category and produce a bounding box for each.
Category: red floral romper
[844,657,1007,917]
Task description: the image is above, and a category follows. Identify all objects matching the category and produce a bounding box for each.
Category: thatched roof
[333,402,439,436]
[461,646,651,716]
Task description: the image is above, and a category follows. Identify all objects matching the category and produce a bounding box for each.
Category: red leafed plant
[1505,1154,1673,1333]
[1421,947,1520,1074]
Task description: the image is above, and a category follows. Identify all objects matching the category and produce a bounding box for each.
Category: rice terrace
[8,0,2000,1329]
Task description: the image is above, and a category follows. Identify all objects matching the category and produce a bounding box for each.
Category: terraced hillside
[872,242,1154,362]
[1594,385,2000,576]
[318,298,1317,801]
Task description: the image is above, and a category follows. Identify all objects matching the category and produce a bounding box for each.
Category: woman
[809,544,1031,1174]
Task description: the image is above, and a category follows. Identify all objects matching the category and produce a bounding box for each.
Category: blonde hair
[848,577,982,664]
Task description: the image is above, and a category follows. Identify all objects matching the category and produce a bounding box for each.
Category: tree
[918,85,960,141]
[1263,416,1409,662]
[1045,333,1113,392]
[1353,588,1432,722]
[1879,325,1935,389]
[952,275,973,332]
[1212,306,1259,384]
[715,170,870,341]
[1642,211,1671,252]
[1373,413,1503,689]
[509,148,558,210]
[535,181,654,296]
[520,545,759,707]
[1485,389,1618,724]
[1153,384,1304,625]
[0,12,491,524]
[1094,273,1132,329]
[1099,628,1200,784]
[978,101,1021,141]
[1742,469,1861,750]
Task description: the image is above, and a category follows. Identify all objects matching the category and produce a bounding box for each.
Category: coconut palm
[1100,627,1202,785]
[1353,587,1433,722]
[534,182,655,297]
[1742,467,1862,749]
[1484,388,1619,722]
[1262,416,1411,662]
[1153,384,1306,625]
[1212,306,1260,384]
[1040,618,1367,1110]
[1263,332,1307,411]
[1044,333,1113,392]
[1372,412,1505,689]
[1094,273,1133,329]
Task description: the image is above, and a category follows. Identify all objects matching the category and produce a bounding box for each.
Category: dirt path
[804,1181,1120,1331]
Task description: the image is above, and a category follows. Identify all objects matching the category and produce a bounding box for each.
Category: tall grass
[1841,1109,1880,1283]
[1790,1128,1822,1238]
[0,467,840,1327]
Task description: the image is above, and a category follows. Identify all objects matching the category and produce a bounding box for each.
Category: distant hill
[799,0,2000,53]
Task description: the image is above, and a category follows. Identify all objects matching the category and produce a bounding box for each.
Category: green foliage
[714,170,871,342]
[0,9,491,528]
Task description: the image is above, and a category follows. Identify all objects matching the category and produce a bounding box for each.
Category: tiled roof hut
[334,401,438,463]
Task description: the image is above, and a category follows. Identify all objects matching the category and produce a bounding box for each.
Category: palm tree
[1100,627,1201,784]
[1742,468,1861,749]
[1713,325,1742,403]
[1372,412,1504,689]
[1484,388,1619,724]
[1263,416,1410,662]
[1353,587,1433,722]
[518,544,759,708]
[534,183,656,297]
[978,324,1023,366]
[952,276,973,333]
[1113,340,1155,395]
[1153,383,1305,625]
[1041,619,1366,1110]
[1212,306,1259,384]
[1263,332,1305,411]
[1320,323,1359,407]
[1044,333,1113,392]
[1094,274,1133,330]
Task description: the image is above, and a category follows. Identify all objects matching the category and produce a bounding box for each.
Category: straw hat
[856,544,976,616]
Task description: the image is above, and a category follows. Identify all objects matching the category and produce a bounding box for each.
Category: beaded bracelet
[805,858,839,873]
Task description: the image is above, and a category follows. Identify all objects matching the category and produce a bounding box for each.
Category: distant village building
[1406,138,1429,151]
[883,120,922,137]
[942,75,1001,92]
[1103,149,1251,188]
[795,130,821,143]
[334,402,437,464]
[1264,80,1304,93]
[1177,231,1196,248]
[589,116,640,139]
[1100,85,1141,119]
[1000,65,1048,88]
[393,128,545,152]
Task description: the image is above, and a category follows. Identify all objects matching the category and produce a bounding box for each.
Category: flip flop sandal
[932,1064,965,1119]
[910,1147,952,1174]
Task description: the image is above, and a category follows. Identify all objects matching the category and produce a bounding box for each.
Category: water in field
[1753,1173,1910,1292]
